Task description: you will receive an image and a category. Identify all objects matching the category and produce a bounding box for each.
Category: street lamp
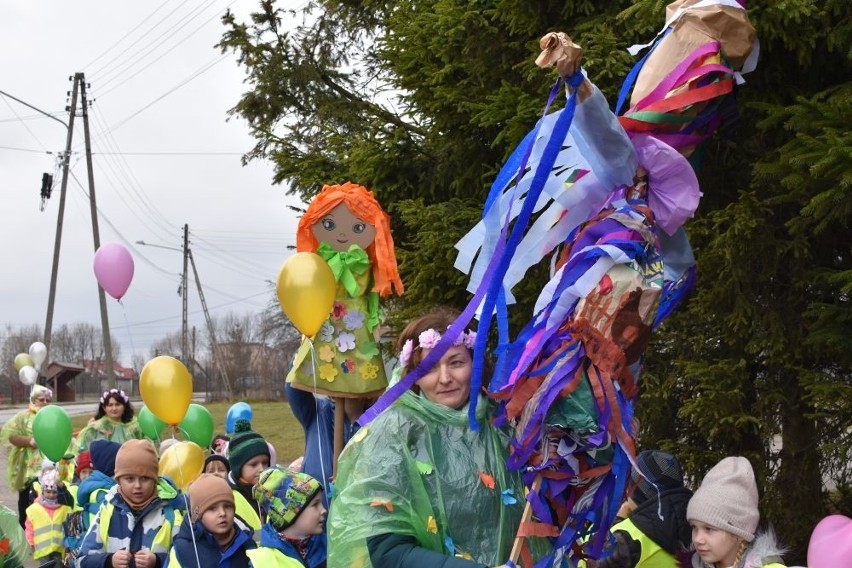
[135,240,181,252]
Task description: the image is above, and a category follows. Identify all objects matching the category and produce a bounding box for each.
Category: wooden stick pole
[509,474,543,564]
[332,397,346,479]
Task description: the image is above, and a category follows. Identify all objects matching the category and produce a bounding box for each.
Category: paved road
[0,401,98,423]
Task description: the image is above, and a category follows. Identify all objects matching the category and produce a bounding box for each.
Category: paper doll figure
[286,182,403,397]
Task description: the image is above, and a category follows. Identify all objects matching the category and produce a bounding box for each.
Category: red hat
[76,450,93,475]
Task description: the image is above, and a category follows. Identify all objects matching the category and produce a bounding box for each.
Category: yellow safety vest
[68,485,82,511]
[167,547,183,567]
[25,503,70,560]
[98,502,180,553]
[617,518,678,568]
[246,547,305,567]
[233,489,261,530]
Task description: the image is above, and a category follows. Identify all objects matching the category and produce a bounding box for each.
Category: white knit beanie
[686,456,759,542]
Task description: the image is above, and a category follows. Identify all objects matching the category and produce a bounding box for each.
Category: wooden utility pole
[181,224,189,363]
[188,249,232,399]
[80,75,116,388]
[44,76,79,361]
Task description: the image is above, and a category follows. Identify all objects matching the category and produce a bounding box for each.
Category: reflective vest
[25,503,70,559]
[98,502,179,553]
[233,489,261,530]
[617,518,678,568]
[68,485,82,511]
[246,547,304,567]
[84,487,110,527]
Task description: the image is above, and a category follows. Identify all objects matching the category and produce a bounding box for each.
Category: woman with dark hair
[73,388,143,451]
[328,308,527,568]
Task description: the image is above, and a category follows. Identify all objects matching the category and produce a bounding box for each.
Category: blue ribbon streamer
[469,71,585,430]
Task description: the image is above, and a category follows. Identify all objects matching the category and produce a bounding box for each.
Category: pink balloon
[808,514,852,568]
[93,242,135,300]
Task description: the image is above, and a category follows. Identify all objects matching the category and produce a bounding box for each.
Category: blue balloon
[225,402,253,434]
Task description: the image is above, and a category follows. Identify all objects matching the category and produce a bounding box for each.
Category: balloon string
[120,304,138,374]
[307,337,329,494]
[171,427,202,568]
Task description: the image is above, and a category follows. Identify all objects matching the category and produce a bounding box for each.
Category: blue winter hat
[90,440,121,477]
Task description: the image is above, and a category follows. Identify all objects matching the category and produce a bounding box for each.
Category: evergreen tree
[219,1,851,562]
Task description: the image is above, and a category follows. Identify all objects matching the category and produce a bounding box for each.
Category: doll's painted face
[312,202,376,252]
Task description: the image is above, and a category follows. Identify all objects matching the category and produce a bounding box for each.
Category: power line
[89,105,181,236]
[82,0,173,72]
[95,0,229,96]
[67,168,181,280]
[93,151,245,155]
[89,0,210,81]
[0,145,53,154]
[107,54,228,132]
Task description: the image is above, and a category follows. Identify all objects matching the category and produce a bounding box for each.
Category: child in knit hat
[76,440,120,524]
[25,468,72,566]
[204,453,230,480]
[168,473,256,567]
[248,466,327,568]
[686,456,787,568]
[76,439,183,568]
[589,450,693,568]
[226,419,271,530]
[75,450,93,483]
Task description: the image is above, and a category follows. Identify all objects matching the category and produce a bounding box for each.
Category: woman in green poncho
[73,388,143,452]
[327,310,522,568]
[0,385,53,528]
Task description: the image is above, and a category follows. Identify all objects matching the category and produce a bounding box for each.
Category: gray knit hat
[631,450,684,504]
[687,456,759,542]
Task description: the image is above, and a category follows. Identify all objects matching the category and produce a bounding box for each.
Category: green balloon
[32,406,72,462]
[178,403,214,449]
[14,352,34,372]
[138,405,166,441]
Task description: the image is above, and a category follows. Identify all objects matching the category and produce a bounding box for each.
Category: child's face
[204,460,228,480]
[201,500,236,541]
[239,455,269,485]
[117,475,156,503]
[286,493,326,537]
[312,202,376,252]
[42,487,58,501]
[78,468,93,482]
[691,521,741,567]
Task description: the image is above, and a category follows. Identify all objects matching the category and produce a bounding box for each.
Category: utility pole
[188,249,232,399]
[80,75,116,388]
[43,76,79,361]
[181,224,189,363]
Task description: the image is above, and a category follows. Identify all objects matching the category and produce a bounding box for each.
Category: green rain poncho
[0,407,43,492]
[327,391,525,567]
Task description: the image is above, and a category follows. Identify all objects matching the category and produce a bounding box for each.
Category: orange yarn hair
[296,182,404,298]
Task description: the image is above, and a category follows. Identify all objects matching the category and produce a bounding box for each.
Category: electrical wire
[89,105,180,236]
[82,0,173,72]
[107,54,228,133]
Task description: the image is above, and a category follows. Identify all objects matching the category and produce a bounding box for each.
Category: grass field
[71,401,306,466]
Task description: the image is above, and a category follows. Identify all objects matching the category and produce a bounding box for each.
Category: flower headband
[398,328,477,367]
[100,388,129,405]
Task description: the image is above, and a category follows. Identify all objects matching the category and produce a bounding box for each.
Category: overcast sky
[1,0,305,367]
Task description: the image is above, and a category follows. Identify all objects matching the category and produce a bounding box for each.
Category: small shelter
[44,362,85,402]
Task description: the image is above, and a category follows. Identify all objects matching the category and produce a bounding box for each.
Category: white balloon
[29,341,47,369]
[19,366,38,386]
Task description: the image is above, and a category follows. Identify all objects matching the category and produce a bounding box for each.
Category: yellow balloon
[14,353,34,372]
[158,441,203,490]
[276,252,337,337]
[140,356,192,425]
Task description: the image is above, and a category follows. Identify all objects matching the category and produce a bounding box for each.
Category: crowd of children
[11,417,328,568]
[9,412,848,568]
